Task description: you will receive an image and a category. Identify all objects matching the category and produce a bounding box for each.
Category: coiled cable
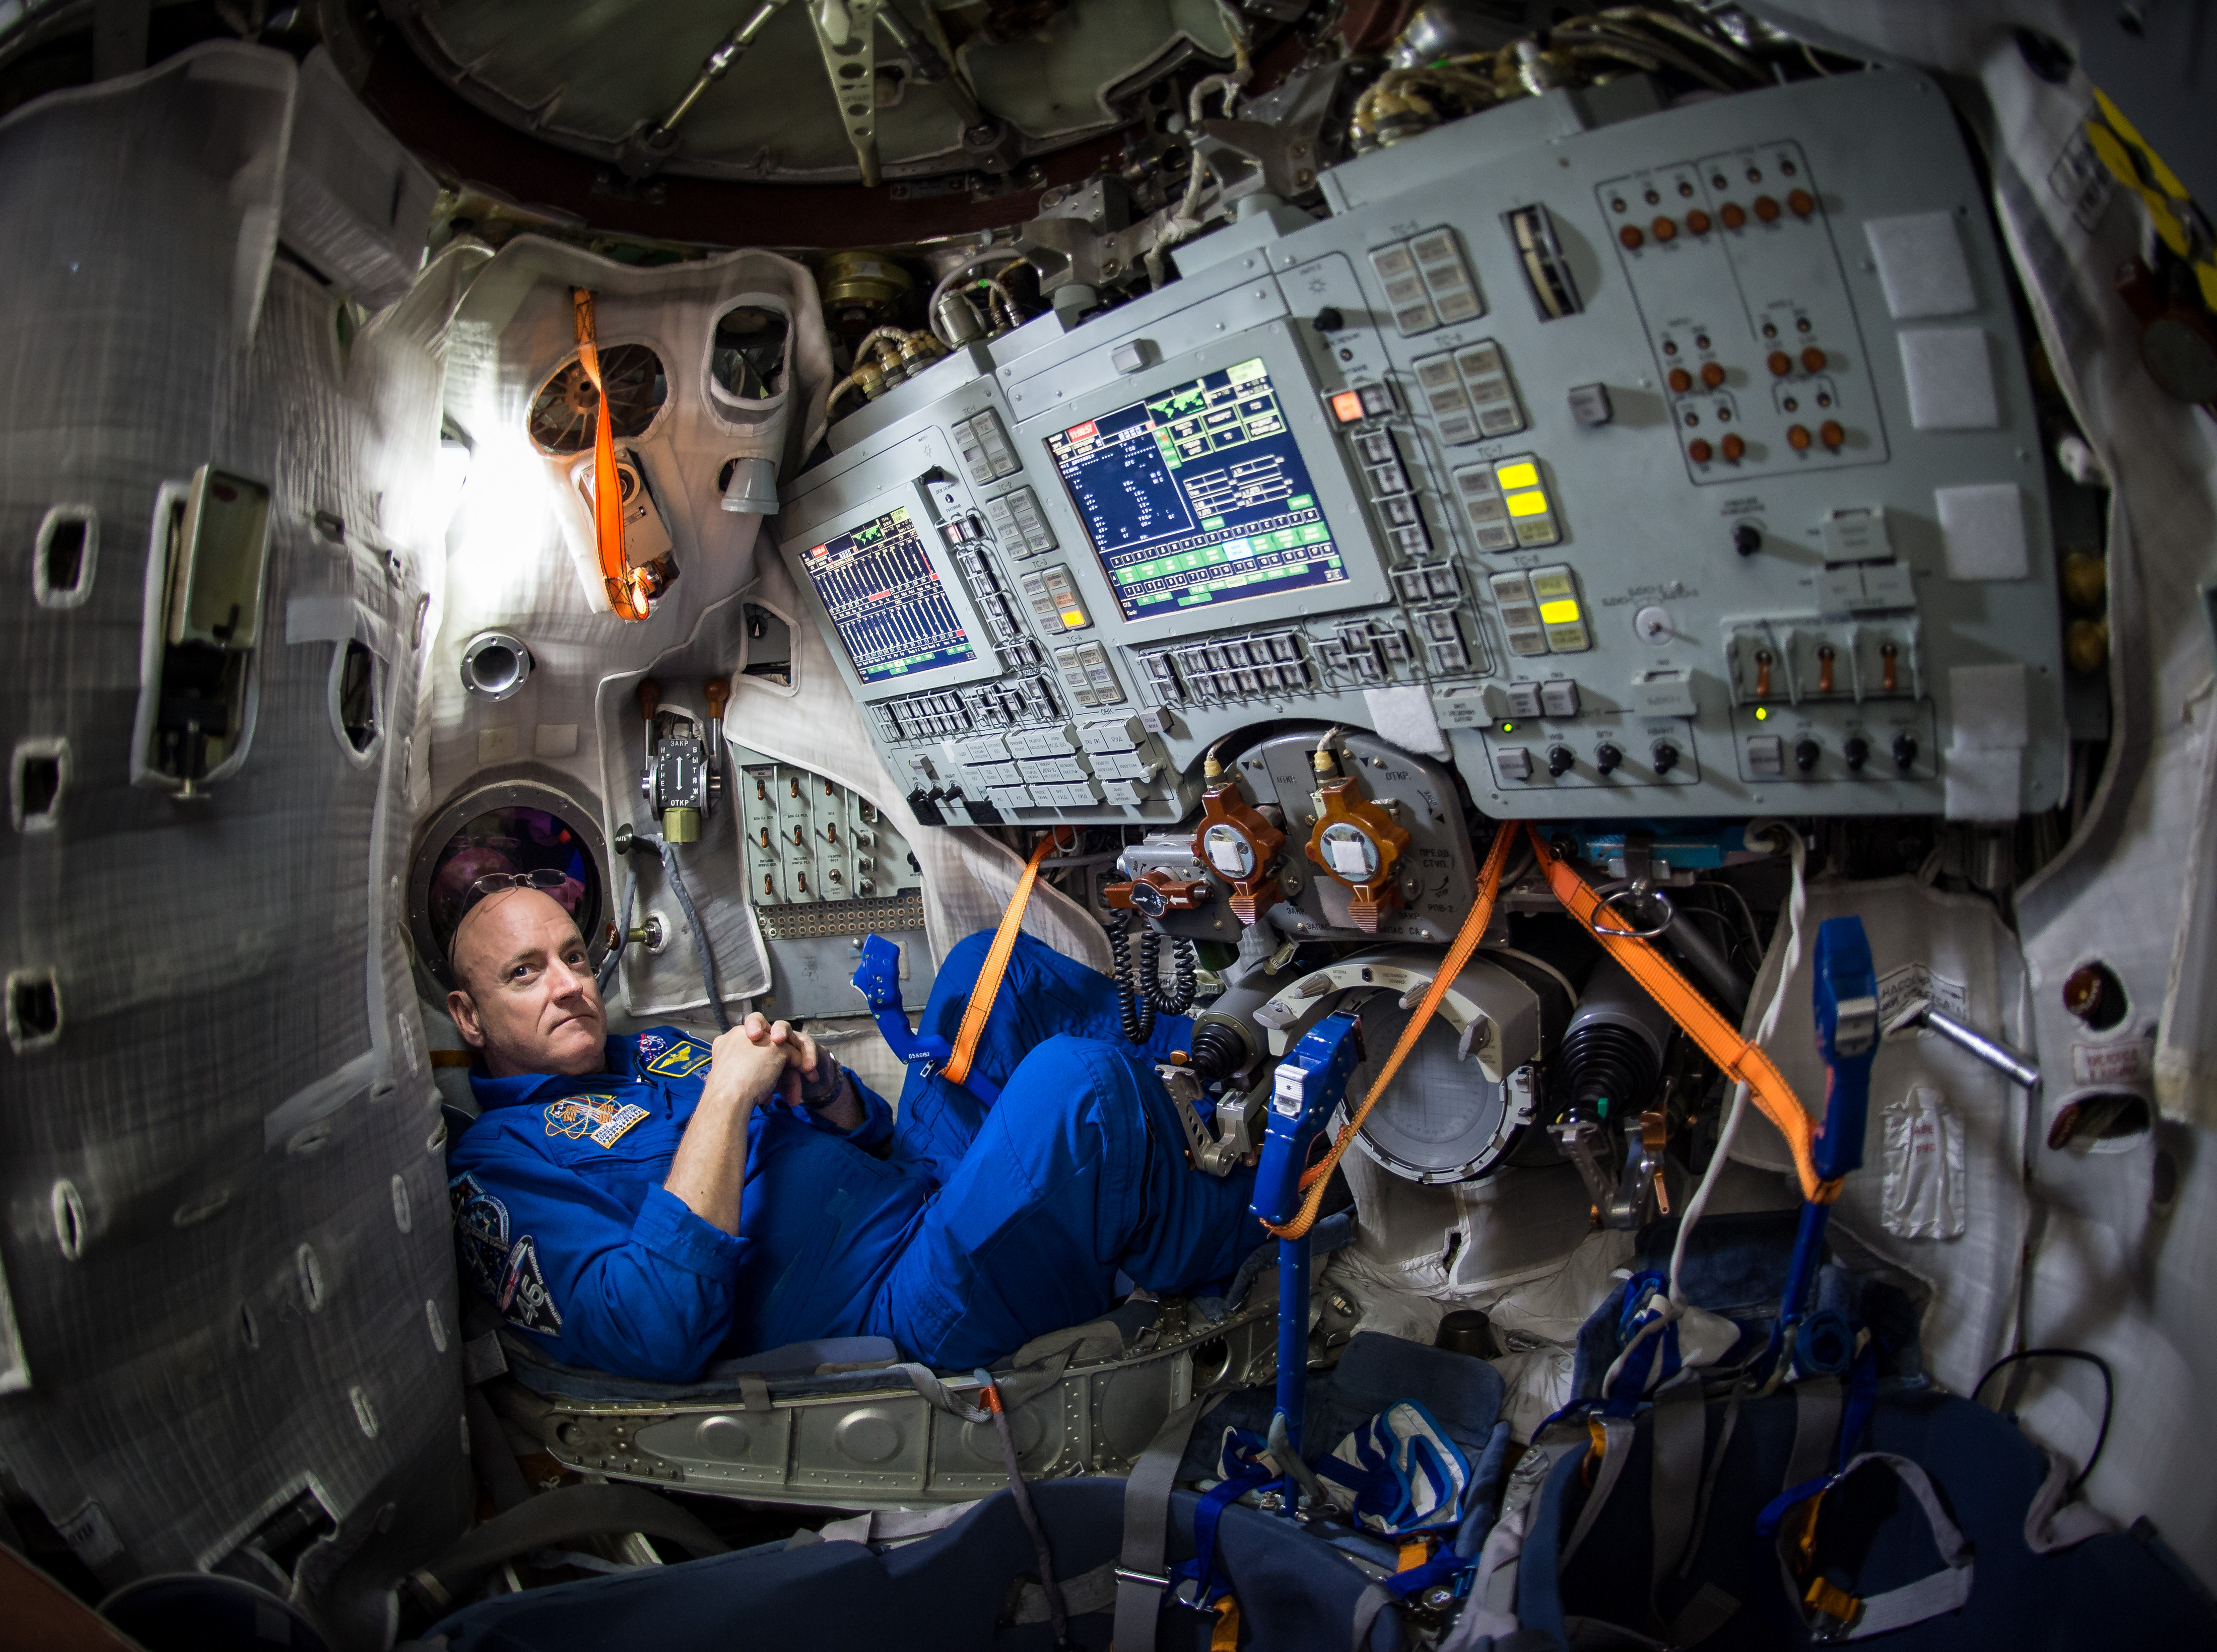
[1139,926,1199,1015]
[1107,915,1154,1045]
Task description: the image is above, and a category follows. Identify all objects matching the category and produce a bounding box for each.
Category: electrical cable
[1597,820,1805,1398]
[658,839,730,1033]
[1974,1348,2114,1495]
[1107,914,1154,1044]
[596,867,639,993]
[1138,927,1199,1015]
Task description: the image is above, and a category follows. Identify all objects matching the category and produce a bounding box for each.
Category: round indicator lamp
[1755,706,1770,721]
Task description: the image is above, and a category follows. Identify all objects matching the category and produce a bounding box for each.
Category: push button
[1497,747,1534,782]
[1506,681,1543,719]
[1538,679,1581,718]
[1746,735,1784,777]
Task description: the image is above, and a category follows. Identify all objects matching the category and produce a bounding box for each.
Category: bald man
[442,886,1260,1382]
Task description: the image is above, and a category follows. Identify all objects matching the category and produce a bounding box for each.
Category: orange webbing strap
[1262,819,1519,1241]
[942,829,1071,1089]
[1211,1597,1242,1650]
[1524,824,1837,1204]
[571,288,649,622]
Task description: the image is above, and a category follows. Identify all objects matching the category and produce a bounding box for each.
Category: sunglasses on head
[448,868,571,960]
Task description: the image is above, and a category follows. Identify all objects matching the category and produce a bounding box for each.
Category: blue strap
[851,935,998,1105]
[1168,1467,1274,1609]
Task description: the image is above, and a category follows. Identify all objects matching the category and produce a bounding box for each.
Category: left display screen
[801,506,977,685]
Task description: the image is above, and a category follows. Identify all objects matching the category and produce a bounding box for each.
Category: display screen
[1046,358,1349,622]
[801,505,976,684]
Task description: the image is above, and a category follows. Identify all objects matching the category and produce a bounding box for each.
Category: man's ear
[448,988,486,1048]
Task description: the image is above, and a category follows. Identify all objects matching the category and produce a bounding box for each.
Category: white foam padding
[1943,745,2024,822]
[1364,682,1449,758]
[1944,661,2030,821]
[1935,482,2030,581]
[1899,328,1999,429]
[1864,211,1977,318]
[1947,662,2031,751]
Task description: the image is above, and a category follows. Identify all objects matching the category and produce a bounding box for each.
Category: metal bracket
[852,933,999,1102]
[812,0,886,186]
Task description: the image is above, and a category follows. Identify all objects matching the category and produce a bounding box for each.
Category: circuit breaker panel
[732,747,928,1018]
[778,68,2065,825]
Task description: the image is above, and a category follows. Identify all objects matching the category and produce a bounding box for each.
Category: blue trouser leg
[868,1032,1262,1369]
[894,929,1190,1185]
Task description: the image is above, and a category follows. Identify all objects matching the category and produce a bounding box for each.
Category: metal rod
[1886,997,2040,1089]
[657,2,787,135]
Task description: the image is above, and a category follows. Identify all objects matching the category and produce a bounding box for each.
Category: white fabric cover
[0,45,464,1612]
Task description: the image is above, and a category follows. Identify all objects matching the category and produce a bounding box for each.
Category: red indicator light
[1329,390,1366,424]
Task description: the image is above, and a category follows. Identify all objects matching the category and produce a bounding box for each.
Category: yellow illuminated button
[1493,453,1560,547]
[1528,564,1590,653]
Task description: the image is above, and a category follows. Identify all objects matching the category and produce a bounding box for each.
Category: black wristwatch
[798,1059,847,1112]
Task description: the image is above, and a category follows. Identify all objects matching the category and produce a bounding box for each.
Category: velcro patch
[645,1040,713,1078]
[589,1103,651,1149]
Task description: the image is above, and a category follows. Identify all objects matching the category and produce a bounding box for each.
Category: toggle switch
[1893,732,1918,771]
[1547,745,1576,778]
[1845,736,1869,771]
[1651,740,1679,774]
[1795,738,1820,773]
[1595,742,1623,776]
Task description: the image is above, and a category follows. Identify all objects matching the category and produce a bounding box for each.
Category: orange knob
[1786,424,1812,450]
[1667,366,1693,393]
[1801,347,1827,373]
[1720,201,1746,229]
[704,676,731,720]
[1721,432,1746,461]
[1788,188,1815,218]
[1700,361,1726,388]
[1652,216,1677,242]
[1880,641,1899,693]
[1689,438,1714,463]
[1754,195,1781,222]
[1818,644,1836,694]
[637,677,663,719]
[1755,648,1774,698]
[1820,420,1845,449]
[1687,208,1712,234]
[1768,351,1793,376]
[1619,225,1645,249]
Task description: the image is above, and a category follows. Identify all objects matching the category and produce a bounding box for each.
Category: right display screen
[1046,357,1350,622]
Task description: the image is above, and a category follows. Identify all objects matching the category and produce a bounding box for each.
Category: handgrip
[704,676,730,720]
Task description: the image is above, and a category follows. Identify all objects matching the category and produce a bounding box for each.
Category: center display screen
[1046,358,1349,622]
[801,505,976,685]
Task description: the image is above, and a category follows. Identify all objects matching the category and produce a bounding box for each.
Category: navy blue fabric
[1181,1331,1509,1483]
[1512,1387,2217,1651]
[449,931,1261,1380]
[426,1476,1409,1651]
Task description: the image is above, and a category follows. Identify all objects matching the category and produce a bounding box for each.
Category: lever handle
[637,677,662,720]
[704,676,730,720]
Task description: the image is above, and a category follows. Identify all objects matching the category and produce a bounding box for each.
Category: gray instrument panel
[778,70,2063,824]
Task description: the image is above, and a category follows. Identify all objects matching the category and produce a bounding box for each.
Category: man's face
[447,889,607,1078]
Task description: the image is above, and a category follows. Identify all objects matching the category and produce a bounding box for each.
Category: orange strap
[1211,1597,1242,1650]
[942,830,1070,1089]
[571,288,650,622]
[1525,824,1836,1204]
[1262,819,1519,1241]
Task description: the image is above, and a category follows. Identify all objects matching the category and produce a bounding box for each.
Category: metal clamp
[1589,879,1675,940]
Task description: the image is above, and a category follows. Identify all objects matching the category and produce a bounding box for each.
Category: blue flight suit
[447,931,1262,1380]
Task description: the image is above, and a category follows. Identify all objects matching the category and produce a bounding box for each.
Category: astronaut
[442,882,1260,1381]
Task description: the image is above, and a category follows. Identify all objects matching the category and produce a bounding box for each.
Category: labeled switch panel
[737,753,922,909]
[782,67,2065,824]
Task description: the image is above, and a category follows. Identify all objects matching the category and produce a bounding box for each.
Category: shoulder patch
[543,1094,620,1139]
[634,1032,668,1060]
[644,1040,714,1078]
[447,1172,511,1300]
[498,1235,562,1336]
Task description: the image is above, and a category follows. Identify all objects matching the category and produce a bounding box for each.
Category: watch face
[1130,881,1170,917]
[1319,821,1381,880]
[1203,822,1257,878]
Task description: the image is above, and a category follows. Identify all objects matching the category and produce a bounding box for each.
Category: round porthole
[460,631,532,701]
[406,773,610,991]
[527,343,667,455]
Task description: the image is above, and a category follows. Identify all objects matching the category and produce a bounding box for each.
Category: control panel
[778,68,2064,824]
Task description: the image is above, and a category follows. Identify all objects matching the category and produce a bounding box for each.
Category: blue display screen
[1046,358,1349,622]
[802,506,976,684]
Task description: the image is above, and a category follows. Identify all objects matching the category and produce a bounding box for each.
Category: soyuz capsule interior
[3,3,2216,1648]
